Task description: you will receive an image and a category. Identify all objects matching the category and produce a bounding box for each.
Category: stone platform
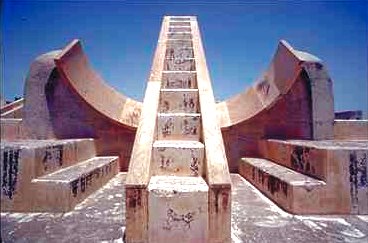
[1,173,367,242]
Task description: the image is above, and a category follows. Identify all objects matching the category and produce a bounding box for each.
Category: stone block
[167,32,192,40]
[239,157,325,214]
[152,140,204,176]
[157,113,201,141]
[164,58,195,71]
[159,89,199,113]
[148,175,208,243]
[161,72,197,89]
[32,156,119,212]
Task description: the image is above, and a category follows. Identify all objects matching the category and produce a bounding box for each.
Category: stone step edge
[240,157,326,187]
[0,138,94,150]
[32,156,118,183]
[158,113,201,117]
[266,139,368,151]
[148,175,209,192]
[153,140,204,149]
[160,88,198,92]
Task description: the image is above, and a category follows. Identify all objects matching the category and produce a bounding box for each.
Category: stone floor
[1,173,367,242]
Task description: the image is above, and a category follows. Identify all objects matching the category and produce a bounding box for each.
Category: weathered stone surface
[148,176,208,243]
[0,139,120,212]
[257,139,368,214]
[21,40,139,170]
[0,119,24,141]
[2,174,368,242]
[32,156,118,212]
[152,140,204,176]
[167,32,192,40]
[191,18,232,242]
[157,113,201,141]
[159,89,199,113]
[161,72,197,89]
[334,120,368,140]
[164,58,195,71]
[239,157,325,214]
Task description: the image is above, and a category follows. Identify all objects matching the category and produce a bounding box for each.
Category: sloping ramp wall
[22,40,143,170]
[217,41,334,172]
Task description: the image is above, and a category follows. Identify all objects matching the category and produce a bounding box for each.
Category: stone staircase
[147,17,209,242]
[125,16,231,243]
[239,139,368,214]
[1,138,119,212]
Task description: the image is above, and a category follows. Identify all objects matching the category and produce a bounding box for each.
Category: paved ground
[1,173,367,242]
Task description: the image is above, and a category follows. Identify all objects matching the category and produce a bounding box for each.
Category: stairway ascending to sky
[149,18,208,242]
[125,16,232,243]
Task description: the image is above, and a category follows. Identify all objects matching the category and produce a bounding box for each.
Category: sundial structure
[1,16,367,243]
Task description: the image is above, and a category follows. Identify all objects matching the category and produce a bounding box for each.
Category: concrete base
[148,175,208,243]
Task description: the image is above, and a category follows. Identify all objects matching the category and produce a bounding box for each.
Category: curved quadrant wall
[22,41,143,170]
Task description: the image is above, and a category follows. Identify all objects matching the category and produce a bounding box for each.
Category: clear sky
[2,0,367,115]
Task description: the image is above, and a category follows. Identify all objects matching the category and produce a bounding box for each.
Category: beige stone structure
[1,14,367,243]
[125,16,231,243]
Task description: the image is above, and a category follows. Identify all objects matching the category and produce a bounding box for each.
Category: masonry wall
[22,52,137,171]
[222,70,313,172]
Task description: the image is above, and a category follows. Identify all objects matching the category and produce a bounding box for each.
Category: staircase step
[260,139,368,181]
[1,139,96,178]
[157,113,201,141]
[259,139,368,214]
[152,140,204,176]
[162,72,197,89]
[1,139,97,211]
[31,156,119,212]
[168,27,191,33]
[167,32,192,40]
[239,157,325,214]
[164,58,195,71]
[165,47,194,59]
[169,21,191,27]
[148,175,208,242]
[159,89,199,113]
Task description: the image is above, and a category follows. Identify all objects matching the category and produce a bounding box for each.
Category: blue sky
[2,0,367,115]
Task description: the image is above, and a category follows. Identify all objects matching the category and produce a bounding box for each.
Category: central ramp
[125,16,231,243]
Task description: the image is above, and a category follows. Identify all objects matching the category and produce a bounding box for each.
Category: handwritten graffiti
[252,167,288,197]
[70,162,113,197]
[42,145,63,171]
[168,33,192,40]
[349,151,367,211]
[189,150,199,176]
[256,79,270,96]
[182,94,196,112]
[163,208,195,231]
[2,148,20,199]
[182,118,198,136]
[166,47,193,60]
[165,59,195,71]
[290,146,316,175]
[161,117,174,137]
[268,175,288,196]
[127,188,142,208]
[160,154,173,169]
[161,100,170,112]
[164,75,194,89]
[128,107,141,126]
